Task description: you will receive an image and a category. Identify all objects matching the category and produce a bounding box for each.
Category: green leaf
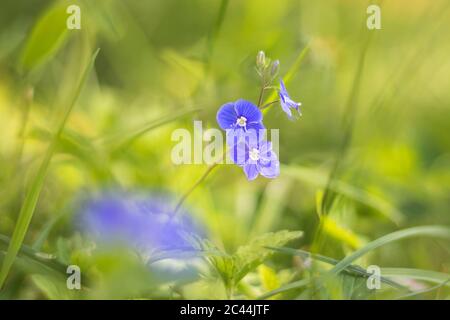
[209,230,302,291]
[0,49,100,288]
[321,215,365,249]
[268,246,406,291]
[0,233,68,277]
[258,264,280,292]
[233,230,303,282]
[330,226,450,275]
[19,4,69,72]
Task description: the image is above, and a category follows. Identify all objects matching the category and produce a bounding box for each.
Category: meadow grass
[0,0,449,300]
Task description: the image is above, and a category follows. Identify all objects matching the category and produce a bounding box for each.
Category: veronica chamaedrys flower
[216,99,264,142]
[230,138,280,181]
[80,191,202,253]
[279,80,302,119]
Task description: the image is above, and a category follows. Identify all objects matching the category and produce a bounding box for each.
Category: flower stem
[173,161,219,214]
[260,99,279,110]
[257,75,267,107]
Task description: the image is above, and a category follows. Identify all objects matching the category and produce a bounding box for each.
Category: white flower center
[249,148,260,161]
[236,116,247,127]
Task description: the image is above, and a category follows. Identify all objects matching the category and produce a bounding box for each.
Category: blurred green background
[0,0,449,299]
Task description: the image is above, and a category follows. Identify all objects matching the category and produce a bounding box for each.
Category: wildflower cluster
[216,51,302,180]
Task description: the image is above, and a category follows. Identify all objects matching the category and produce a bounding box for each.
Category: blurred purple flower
[230,137,280,181]
[216,99,264,142]
[279,80,301,119]
[80,191,202,254]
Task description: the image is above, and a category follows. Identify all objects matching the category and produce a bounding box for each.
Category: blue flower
[230,138,280,181]
[279,80,301,119]
[79,191,202,254]
[216,99,264,139]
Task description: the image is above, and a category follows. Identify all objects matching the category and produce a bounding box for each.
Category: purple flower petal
[279,80,301,119]
[280,80,288,96]
[230,141,248,166]
[243,163,259,180]
[217,102,237,130]
[246,121,265,133]
[259,159,280,178]
[234,99,262,123]
[279,99,293,118]
[258,140,272,155]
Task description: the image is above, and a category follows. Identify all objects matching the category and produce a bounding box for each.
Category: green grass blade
[257,278,310,300]
[280,45,310,87]
[0,48,100,288]
[260,227,450,300]
[107,107,201,153]
[32,212,66,251]
[249,178,293,238]
[0,234,67,277]
[283,165,403,224]
[31,126,113,181]
[205,0,229,65]
[268,246,407,291]
[320,33,372,217]
[394,279,450,300]
[330,226,450,276]
[382,268,450,287]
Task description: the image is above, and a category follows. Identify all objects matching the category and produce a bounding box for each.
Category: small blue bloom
[279,80,302,119]
[216,99,264,139]
[79,191,202,254]
[230,138,280,181]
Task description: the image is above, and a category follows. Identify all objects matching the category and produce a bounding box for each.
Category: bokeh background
[0,0,449,299]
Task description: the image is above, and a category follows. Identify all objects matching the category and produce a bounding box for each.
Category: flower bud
[270,60,280,77]
[256,51,266,69]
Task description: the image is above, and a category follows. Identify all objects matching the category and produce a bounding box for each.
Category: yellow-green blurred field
[0,0,450,299]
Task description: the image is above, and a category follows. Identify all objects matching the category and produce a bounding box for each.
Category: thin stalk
[260,100,279,110]
[13,86,33,168]
[174,162,219,214]
[257,82,268,107]
[257,87,265,107]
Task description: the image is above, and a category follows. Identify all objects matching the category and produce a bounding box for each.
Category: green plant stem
[174,162,219,214]
[260,100,279,110]
[226,283,235,300]
[14,86,33,168]
[257,74,268,107]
